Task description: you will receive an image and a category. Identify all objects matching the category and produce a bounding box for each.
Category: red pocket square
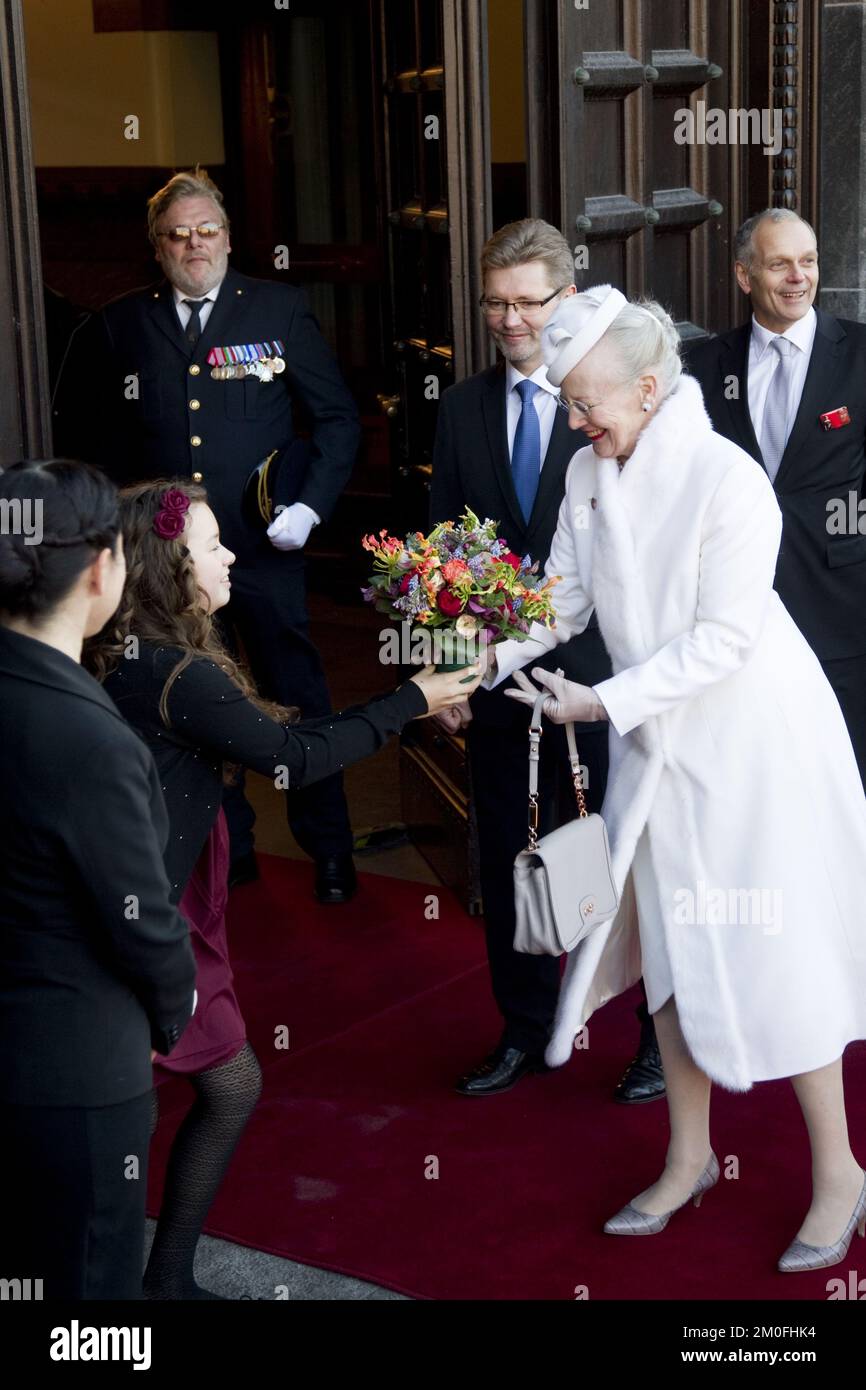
[820,406,850,430]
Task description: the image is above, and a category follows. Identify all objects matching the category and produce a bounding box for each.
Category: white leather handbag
[513,689,618,956]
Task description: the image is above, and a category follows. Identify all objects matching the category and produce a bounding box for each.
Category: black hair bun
[0,535,41,594]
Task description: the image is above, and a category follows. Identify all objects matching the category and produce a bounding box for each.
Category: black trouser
[467,715,610,1055]
[821,652,866,792]
[220,557,354,863]
[1,1092,152,1300]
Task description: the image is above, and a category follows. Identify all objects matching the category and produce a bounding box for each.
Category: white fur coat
[490,374,866,1090]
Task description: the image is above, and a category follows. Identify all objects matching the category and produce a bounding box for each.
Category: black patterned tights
[144,1041,263,1300]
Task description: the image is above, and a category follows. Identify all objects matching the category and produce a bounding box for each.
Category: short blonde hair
[146,166,230,246]
[480,218,574,293]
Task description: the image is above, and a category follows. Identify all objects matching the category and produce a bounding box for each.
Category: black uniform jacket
[54,267,361,567]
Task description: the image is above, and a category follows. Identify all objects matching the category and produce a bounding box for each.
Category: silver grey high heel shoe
[604,1153,720,1235]
[777,1170,866,1273]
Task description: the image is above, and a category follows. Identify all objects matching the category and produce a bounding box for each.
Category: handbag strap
[526,679,589,850]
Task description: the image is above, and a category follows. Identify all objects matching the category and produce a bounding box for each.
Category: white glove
[503,667,608,723]
[267,501,320,551]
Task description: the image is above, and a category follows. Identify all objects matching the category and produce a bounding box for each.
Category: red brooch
[819,407,850,431]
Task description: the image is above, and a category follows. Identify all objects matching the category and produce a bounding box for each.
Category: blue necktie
[511,379,541,524]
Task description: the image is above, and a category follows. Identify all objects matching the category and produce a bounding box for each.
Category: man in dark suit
[54,167,361,902]
[685,208,866,784]
[430,220,665,1100]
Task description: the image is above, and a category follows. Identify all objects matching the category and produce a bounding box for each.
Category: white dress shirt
[173,280,223,332]
[747,307,817,445]
[505,361,559,466]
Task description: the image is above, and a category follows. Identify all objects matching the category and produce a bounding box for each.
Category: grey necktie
[759,336,796,483]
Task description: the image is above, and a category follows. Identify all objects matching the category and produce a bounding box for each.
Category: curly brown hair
[84,479,299,734]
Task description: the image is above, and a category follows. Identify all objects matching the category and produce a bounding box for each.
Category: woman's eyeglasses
[156,223,226,243]
[555,394,601,417]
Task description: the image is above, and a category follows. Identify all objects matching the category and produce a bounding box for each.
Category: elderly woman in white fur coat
[485,284,866,1273]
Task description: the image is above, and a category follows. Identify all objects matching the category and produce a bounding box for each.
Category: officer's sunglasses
[156,222,226,243]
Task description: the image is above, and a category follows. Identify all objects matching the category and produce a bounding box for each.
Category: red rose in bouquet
[437,588,464,618]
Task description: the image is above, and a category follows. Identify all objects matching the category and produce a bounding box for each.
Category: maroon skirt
[153,809,247,1084]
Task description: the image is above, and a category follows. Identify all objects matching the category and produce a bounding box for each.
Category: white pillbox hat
[541,284,628,387]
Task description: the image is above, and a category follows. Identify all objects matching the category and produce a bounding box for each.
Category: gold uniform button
[189,364,201,376]
[192,471,203,483]
[189,399,201,410]
[190,435,202,447]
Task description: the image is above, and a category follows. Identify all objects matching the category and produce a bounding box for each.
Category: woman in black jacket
[86,478,480,1299]
[0,461,196,1300]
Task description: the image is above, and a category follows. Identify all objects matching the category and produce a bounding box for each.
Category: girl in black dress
[0,461,196,1299]
[86,478,481,1299]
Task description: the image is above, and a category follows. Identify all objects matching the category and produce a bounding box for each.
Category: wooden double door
[1,0,818,905]
[3,0,818,495]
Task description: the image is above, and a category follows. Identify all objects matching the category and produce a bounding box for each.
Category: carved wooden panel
[524,0,812,338]
[376,0,491,514]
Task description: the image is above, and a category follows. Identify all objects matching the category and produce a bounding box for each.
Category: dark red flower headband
[152,488,191,540]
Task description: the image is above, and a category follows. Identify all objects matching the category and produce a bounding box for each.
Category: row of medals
[210,357,286,383]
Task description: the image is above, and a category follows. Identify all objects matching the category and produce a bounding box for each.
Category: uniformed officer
[54,167,361,903]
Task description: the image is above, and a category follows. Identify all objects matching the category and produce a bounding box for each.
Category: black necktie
[183,299,204,346]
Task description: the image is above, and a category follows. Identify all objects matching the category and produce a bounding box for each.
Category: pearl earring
[642,400,652,413]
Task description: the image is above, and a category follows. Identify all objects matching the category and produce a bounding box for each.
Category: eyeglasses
[156,223,226,243]
[555,393,604,417]
[479,287,568,317]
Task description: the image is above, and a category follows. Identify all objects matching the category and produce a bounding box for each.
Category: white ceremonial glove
[267,501,320,551]
[503,667,608,723]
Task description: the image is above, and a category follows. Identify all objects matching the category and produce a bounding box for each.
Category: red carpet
[148,854,866,1300]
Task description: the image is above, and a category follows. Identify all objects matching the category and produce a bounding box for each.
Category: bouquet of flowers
[360,508,560,677]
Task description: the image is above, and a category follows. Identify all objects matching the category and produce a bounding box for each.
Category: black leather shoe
[455,1047,547,1096]
[314,853,357,904]
[228,850,260,890]
[613,1040,666,1104]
